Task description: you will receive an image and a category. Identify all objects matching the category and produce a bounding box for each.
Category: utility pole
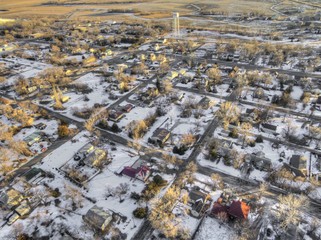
[309,151,312,179]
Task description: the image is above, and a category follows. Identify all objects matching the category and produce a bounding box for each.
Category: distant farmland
[0,0,276,20]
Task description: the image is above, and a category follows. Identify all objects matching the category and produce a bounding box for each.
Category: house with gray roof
[83,205,113,232]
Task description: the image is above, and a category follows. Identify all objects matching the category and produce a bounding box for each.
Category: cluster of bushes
[173,145,188,155]
[209,149,218,160]
[49,187,61,198]
[97,119,121,133]
[228,128,239,138]
[223,155,232,166]
[255,135,263,143]
[58,122,70,138]
[133,207,148,219]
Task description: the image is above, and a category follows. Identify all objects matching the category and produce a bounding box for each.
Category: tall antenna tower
[173,12,180,37]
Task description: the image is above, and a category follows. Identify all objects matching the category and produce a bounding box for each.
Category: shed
[261,123,278,134]
[289,155,307,176]
[198,97,211,110]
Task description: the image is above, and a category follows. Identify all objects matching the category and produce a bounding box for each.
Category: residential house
[109,110,124,122]
[247,153,272,171]
[189,189,208,205]
[84,148,108,168]
[0,189,24,210]
[23,131,44,146]
[61,96,70,103]
[149,128,171,146]
[121,164,151,182]
[189,188,211,218]
[8,200,31,225]
[217,147,231,158]
[83,55,97,66]
[121,103,135,113]
[288,135,309,146]
[83,205,113,232]
[74,143,95,161]
[211,201,228,219]
[211,198,250,220]
[240,108,255,123]
[27,86,37,94]
[228,200,250,220]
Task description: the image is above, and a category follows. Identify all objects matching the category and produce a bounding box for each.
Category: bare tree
[239,122,253,148]
[282,119,297,140]
[162,153,182,167]
[115,183,130,202]
[211,173,224,190]
[8,140,32,157]
[104,186,114,199]
[216,102,240,130]
[84,108,108,133]
[206,66,222,86]
[149,186,181,238]
[275,194,307,230]
[180,133,196,147]
[65,184,84,208]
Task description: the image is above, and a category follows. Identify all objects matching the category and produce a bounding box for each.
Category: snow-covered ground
[0,57,51,87]
[195,216,236,240]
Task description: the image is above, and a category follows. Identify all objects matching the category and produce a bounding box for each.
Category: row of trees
[216,39,313,66]
[148,162,198,239]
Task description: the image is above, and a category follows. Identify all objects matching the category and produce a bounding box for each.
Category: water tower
[173,12,180,37]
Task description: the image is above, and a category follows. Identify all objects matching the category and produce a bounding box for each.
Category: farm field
[0,0,281,20]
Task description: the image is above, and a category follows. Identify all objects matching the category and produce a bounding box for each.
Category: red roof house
[228,200,250,220]
[211,202,228,218]
[121,165,150,182]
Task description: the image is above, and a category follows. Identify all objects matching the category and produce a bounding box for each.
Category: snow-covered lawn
[0,132,152,239]
[195,217,236,240]
[0,57,51,87]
